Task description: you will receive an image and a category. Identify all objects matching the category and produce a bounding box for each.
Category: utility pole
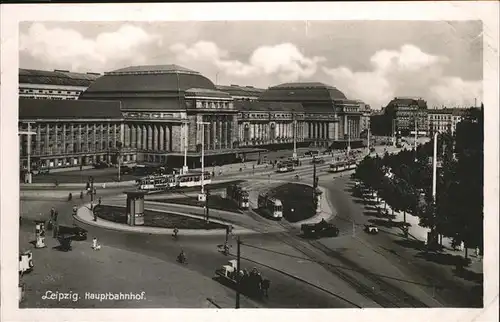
[90,176,95,210]
[292,119,297,159]
[347,121,351,155]
[205,189,210,223]
[183,121,189,175]
[235,237,241,309]
[367,122,371,155]
[414,117,418,162]
[117,142,122,182]
[197,121,210,201]
[19,122,36,184]
[430,132,438,247]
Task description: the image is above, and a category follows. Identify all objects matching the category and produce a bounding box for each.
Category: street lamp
[347,120,351,155]
[19,122,36,184]
[197,121,210,201]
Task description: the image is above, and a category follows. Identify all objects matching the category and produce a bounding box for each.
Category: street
[19,144,480,308]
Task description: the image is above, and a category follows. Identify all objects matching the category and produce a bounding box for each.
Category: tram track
[273,220,428,308]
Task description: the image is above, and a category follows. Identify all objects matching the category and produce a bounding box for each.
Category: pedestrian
[460,241,465,252]
[475,246,480,258]
[80,191,84,199]
[93,211,97,222]
[98,197,102,206]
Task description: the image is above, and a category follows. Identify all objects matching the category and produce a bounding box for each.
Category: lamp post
[197,121,210,200]
[347,120,351,155]
[19,122,36,184]
[367,121,371,155]
[414,116,418,162]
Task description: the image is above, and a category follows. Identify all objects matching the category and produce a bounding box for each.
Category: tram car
[276,160,295,173]
[257,193,283,220]
[328,159,357,173]
[226,184,250,209]
[136,174,176,191]
[176,171,212,188]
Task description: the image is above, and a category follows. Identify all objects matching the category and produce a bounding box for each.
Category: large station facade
[19,64,369,170]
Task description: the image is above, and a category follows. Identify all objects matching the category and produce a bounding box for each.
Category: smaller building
[427,108,467,134]
[216,84,265,101]
[19,69,101,100]
[19,98,125,171]
[386,97,428,135]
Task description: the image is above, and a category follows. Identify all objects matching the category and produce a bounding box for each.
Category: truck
[215,260,270,298]
[301,219,340,238]
[226,184,250,209]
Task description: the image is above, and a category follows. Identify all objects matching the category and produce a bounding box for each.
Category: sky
[19,21,483,109]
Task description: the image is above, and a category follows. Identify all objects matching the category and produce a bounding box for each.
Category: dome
[259,82,347,103]
[79,64,221,111]
[80,64,216,97]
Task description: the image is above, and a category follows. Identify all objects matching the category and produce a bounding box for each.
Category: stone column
[131,124,136,149]
[159,125,164,151]
[211,117,216,150]
[124,124,130,148]
[137,125,142,150]
[36,124,41,155]
[153,125,159,151]
[142,125,147,150]
[147,125,153,150]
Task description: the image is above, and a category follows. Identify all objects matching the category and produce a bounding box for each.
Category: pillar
[136,125,142,150]
[153,125,159,151]
[131,124,137,149]
[36,124,41,155]
[147,125,153,150]
[159,125,164,151]
[141,125,147,150]
[212,117,217,149]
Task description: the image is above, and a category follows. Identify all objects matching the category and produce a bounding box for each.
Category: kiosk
[314,188,323,213]
[34,220,46,248]
[125,191,145,226]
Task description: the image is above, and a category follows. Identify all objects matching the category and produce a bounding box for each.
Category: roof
[19,68,101,87]
[185,88,232,99]
[216,84,265,97]
[259,82,347,102]
[428,108,467,116]
[106,64,199,75]
[387,97,428,109]
[234,100,304,112]
[119,98,185,111]
[19,98,122,119]
[81,65,216,96]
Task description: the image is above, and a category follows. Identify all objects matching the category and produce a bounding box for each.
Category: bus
[257,193,283,220]
[276,160,295,173]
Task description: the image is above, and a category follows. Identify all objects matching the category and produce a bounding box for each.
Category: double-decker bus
[257,193,283,220]
[276,160,295,173]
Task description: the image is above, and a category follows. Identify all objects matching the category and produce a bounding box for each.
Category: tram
[257,193,283,220]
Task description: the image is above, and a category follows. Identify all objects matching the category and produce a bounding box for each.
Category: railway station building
[19,64,368,171]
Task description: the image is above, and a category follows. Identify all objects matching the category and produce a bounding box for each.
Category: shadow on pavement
[415,251,471,267]
[394,238,426,251]
[453,266,483,284]
[369,218,410,229]
[52,245,72,252]
[362,210,380,217]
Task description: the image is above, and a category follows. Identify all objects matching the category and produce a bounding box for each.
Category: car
[19,250,34,276]
[311,157,325,164]
[120,166,133,174]
[364,224,379,234]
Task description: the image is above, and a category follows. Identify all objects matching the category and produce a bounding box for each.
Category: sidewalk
[74,203,256,236]
[365,192,483,275]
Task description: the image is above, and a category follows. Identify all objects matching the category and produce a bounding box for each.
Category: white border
[1,2,499,322]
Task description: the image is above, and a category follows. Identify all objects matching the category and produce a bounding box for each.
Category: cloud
[170,41,325,82]
[323,44,482,108]
[20,23,162,72]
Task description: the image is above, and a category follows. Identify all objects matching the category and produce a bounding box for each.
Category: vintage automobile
[364,224,379,234]
[215,260,270,298]
[19,250,34,276]
[301,219,340,238]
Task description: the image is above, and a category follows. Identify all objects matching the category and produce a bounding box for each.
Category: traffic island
[94,205,227,230]
[266,183,316,223]
[154,194,243,214]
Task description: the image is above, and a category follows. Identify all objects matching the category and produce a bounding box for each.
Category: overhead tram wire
[238,241,441,289]
[223,249,361,308]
